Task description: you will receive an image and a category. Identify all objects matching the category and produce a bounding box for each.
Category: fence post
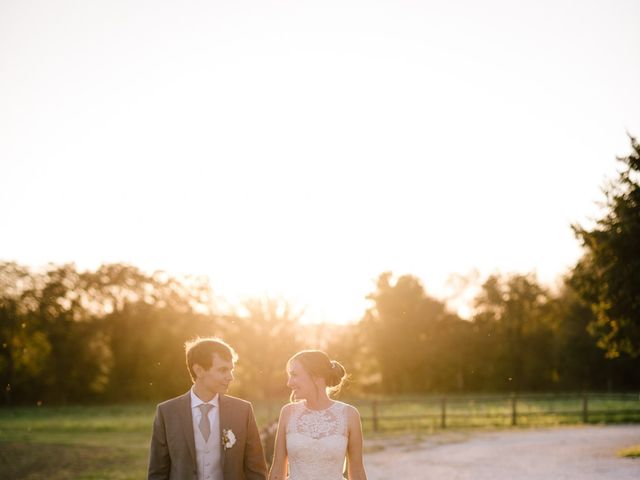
[372,400,378,432]
[441,396,447,429]
[511,393,517,426]
[582,392,589,423]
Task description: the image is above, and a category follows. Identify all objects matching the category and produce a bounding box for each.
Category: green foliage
[225,297,304,399]
[472,273,554,391]
[352,270,639,394]
[362,272,471,393]
[571,135,640,358]
[0,263,114,403]
[103,303,215,401]
[1,256,640,404]
[0,262,222,404]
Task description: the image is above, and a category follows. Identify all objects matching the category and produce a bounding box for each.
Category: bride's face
[286,359,317,401]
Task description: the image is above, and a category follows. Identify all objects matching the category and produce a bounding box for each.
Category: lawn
[1,393,638,479]
[0,404,154,480]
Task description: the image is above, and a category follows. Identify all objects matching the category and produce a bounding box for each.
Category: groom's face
[197,353,235,395]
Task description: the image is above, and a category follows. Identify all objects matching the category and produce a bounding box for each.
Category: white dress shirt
[190,388,223,480]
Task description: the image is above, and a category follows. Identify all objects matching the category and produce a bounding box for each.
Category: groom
[148,337,267,480]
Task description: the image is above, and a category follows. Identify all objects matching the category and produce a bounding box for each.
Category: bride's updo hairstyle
[288,350,347,398]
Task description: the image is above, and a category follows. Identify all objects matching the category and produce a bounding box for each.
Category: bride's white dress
[286,400,348,480]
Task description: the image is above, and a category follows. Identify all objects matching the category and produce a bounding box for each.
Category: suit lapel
[177,391,197,469]
[218,394,232,471]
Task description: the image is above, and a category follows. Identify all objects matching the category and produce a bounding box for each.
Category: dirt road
[364,425,640,479]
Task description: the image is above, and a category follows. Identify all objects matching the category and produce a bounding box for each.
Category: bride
[268,350,368,480]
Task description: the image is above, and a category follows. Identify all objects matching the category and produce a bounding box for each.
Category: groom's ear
[193,363,204,379]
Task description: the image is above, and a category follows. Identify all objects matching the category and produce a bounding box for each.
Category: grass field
[1,393,638,479]
[0,404,156,480]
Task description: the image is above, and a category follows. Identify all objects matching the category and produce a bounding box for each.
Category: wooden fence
[355,392,640,432]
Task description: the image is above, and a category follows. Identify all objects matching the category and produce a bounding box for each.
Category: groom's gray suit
[148,391,267,480]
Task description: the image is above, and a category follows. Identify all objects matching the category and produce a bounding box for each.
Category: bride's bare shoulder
[334,400,357,410]
[338,402,362,421]
[279,401,302,420]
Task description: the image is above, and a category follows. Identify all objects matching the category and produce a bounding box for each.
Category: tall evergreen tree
[571,135,640,358]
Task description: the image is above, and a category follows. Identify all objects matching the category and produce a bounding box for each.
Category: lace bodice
[286,401,349,480]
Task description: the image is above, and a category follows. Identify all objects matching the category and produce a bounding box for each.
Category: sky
[1,0,639,323]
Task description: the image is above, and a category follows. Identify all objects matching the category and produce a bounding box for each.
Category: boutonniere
[222,428,236,450]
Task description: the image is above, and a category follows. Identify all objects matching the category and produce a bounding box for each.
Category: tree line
[1,137,638,404]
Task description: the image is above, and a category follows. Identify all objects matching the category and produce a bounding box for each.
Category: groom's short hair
[185,337,238,382]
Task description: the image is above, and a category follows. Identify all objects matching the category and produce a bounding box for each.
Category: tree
[571,135,640,358]
[546,284,639,391]
[362,272,464,393]
[0,261,222,404]
[0,262,50,403]
[225,297,303,402]
[471,273,554,391]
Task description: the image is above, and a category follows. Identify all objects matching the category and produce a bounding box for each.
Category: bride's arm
[268,404,290,480]
[346,405,368,480]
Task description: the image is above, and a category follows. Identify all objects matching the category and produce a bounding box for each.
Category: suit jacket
[148,391,267,480]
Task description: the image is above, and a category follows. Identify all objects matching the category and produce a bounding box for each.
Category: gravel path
[364,425,640,479]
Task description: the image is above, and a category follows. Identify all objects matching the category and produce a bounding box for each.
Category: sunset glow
[1,0,639,323]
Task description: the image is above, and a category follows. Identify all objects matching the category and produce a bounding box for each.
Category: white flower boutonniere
[222,429,236,450]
